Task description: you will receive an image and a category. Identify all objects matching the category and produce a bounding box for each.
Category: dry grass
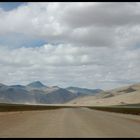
[0,103,75,112]
[88,104,140,115]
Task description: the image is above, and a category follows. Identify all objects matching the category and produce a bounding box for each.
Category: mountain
[0,82,78,104]
[0,83,5,87]
[0,84,35,104]
[33,88,77,104]
[66,87,103,96]
[67,83,140,106]
[0,81,103,104]
[10,85,26,89]
[27,81,47,88]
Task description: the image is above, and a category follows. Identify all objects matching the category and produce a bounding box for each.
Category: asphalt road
[0,107,140,138]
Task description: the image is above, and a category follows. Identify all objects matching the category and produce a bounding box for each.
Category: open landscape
[0,106,140,138]
[68,83,140,107]
[0,81,140,114]
[0,2,140,138]
[0,82,139,137]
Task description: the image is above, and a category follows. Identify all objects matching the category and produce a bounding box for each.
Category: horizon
[0,2,140,90]
[0,80,139,91]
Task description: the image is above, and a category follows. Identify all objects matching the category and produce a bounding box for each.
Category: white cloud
[1,2,140,47]
[0,2,140,89]
[0,44,140,89]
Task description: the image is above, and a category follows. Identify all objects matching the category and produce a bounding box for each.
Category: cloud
[0,2,140,89]
[61,2,140,27]
[0,2,140,47]
[0,44,140,89]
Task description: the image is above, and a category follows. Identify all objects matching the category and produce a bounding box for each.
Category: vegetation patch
[87,105,140,115]
[0,103,76,112]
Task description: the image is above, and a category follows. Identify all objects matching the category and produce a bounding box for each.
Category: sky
[0,2,140,90]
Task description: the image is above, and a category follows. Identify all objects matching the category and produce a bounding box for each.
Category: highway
[0,107,139,138]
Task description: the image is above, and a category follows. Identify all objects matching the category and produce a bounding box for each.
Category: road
[0,107,140,138]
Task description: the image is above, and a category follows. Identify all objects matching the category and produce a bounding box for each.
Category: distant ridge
[68,83,140,106]
[27,81,47,88]
[0,81,103,104]
[66,86,103,95]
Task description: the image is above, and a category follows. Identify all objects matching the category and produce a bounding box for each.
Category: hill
[67,83,140,106]
[0,82,101,104]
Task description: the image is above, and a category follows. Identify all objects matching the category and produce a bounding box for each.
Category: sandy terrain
[0,108,139,138]
[68,84,140,106]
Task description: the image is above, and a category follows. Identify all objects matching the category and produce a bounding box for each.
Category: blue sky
[0,2,26,11]
[0,33,47,48]
[0,2,140,89]
[0,2,46,48]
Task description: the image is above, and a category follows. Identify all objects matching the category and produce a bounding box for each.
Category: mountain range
[0,81,102,104]
[68,83,140,106]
